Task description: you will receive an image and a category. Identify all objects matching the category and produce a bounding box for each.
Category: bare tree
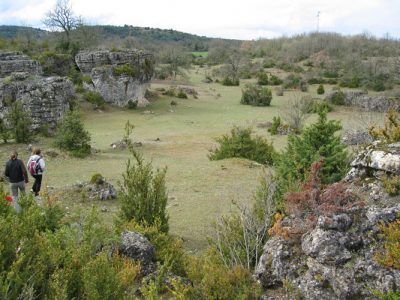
[43,0,81,49]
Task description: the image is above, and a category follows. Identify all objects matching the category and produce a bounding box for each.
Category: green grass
[0,67,385,250]
[192,51,208,58]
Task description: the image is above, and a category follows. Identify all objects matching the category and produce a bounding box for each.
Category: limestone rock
[326,90,400,112]
[254,205,400,299]
[0,76,74,130]
[119,231,156,275]
[0,51,42,77]
[341,129,373,145]
[75,50,154,107]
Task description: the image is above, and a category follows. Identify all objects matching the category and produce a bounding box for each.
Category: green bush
[317,84,325,95]
[222,77,240,86]
[269,75,283,85]
[54,110,91,157]
[7,101,32,143]
[117,139,169,233]
[241,84,272,106]
[330,90,346,105]
[308,78,326,84]
[68,66,83,86]
[112,64,137,77]
[257,72,269,85]
[177,90,188,99]
[276,110,348,189]
[36,51,72,76]
[383,175,400,196]
[283,74,302,89]
[127,100,137,109]
[209,126,276,165]
[0,117,10,143]
[312,101,333,113]
[268,116,282,135]
[83,91,105,108]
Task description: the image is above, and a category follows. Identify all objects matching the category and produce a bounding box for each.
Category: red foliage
[285,161,358,229]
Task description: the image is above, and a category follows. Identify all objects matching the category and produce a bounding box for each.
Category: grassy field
[0,67,385,250]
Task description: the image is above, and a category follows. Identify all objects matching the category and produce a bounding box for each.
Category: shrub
[382,175,400,196]
[112,64,136,77]
[177,90,188,99]
[285,161,358,231]
[268,116,282,135]
[312,101,333,113]
[90,173,103,184]
[83,91,105,108]
[54,110,91,157]
[300,80,308,92]
[257,72,269,85]
[127,100,137,109]
[67,66,83,86]
[117,130,169,232]
[241,84,272,106]
[330,90,346,105]
[308,78,326,85]
[283,74,302,89]
[222,77,240,86]
[0,117,10,143]
[270,75,283,85]
[375,218,400,269]
[263,59,276,68]
[186,248,262,299]
[277,110,348,188]
[317,84,325,95]
[369,111,400,144]
[163,87,176,97]
[7,101,32,143]
[208,126,276,165]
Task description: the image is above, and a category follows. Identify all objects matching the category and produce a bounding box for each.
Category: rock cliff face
[0,51,74,130]
[75,50,154,107]
[0,51,42,77]
[326,90,400,112]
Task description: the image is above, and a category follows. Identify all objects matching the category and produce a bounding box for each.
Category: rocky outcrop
[0,74,74,130]
[75,50,154,107]
[341,129,373,145]
[119,231,157,276]
[254,205,400,299]
[0,51,42,77]
[326,90,400,112]
[346,141,400,181]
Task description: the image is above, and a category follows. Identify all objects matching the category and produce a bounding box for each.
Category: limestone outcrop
[0,73,74,130]
[254,205,400,299]
[75,50,154,107]
[326,90,400,112]
[0,51,42,77]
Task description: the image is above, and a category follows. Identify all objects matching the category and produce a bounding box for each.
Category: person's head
[33,148,41,155]
[10,151,18,160]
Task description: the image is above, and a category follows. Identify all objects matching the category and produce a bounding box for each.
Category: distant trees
[43,0,82,50]
[158,47,191,79]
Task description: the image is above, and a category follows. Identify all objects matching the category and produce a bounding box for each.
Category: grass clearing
[0,68,385,250]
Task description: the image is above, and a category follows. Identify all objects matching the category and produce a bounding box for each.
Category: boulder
[119,231,156,276]
[0,76,74,130]
[75,50,154,107]
[341,129,373,145]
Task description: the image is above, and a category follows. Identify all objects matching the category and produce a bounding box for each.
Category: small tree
[277,110,348,189]
[54,110,91,157]
[241,84,272,106]
[317,84,325,95]
[257,72,269,85]
[118,122,169,233]
[7,102,32,143]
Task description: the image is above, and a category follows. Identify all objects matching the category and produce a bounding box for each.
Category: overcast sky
[0,0,398,40]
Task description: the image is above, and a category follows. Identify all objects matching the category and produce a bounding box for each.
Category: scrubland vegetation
[1,18,400,299]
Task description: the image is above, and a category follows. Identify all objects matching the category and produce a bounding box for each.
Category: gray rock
[0,76,74,130]
[119,231,156,275]
[75,50,154,107]
[0,51,42,77]
[341,129,373,145]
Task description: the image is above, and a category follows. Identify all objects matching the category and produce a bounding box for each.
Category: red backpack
[28,157,42,175]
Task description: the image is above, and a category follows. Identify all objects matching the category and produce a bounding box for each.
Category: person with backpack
[4,150,29,212]
[27,148,45,196]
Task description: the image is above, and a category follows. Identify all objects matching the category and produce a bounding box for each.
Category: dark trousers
[32,174,42,196]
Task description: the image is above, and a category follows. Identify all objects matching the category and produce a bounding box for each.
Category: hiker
[4,151,29,212]
[27,148,45,196]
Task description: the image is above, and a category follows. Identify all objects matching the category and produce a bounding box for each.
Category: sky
[0,0,399,40]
